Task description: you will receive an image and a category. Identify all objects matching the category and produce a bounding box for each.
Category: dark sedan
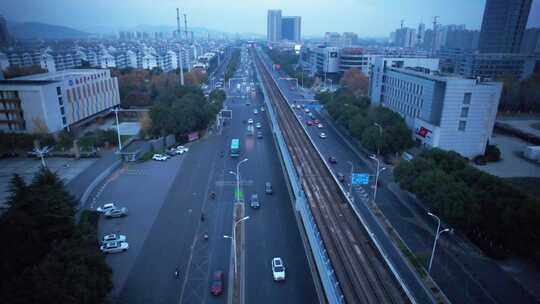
[210,271,224,296]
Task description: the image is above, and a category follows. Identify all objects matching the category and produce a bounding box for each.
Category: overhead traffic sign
[351,173,369,185]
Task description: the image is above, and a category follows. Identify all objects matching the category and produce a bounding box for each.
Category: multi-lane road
[90,47,318,304]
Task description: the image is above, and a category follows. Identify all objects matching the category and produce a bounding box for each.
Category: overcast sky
[1,0,539,37]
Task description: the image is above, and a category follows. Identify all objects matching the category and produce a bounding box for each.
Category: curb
[80,159,122,209]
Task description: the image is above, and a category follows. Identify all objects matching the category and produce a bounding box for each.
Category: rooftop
[389,66,499,84]
[13,69,107,81]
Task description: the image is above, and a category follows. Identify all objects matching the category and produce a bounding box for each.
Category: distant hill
[8,22,91,40]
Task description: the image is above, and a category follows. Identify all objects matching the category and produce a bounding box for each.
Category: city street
[86,48,317,304]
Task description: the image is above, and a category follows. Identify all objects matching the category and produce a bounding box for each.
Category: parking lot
[0,157,97,209]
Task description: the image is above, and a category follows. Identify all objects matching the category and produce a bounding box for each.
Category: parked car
[247,118,254,124]
[253,109,259,115]
[337,173,345,182]
[317,123,324,129]
[271,257,286,281]
[250,194,260,209]
[102,233,126,244]
[265,182,273,194]
[306,120,314,126]
[304,108,310,113]
[210,271,225,296]
[319,133,327,139]
[313,119,320,124]
[97,203,116,213]
[256,122,262,129]
[328,156,337,164]
[152,154,168,161]
[104,207,128,218]
[260,106,265,112]
[165,149,176,157]
[257,132,263,139]
[100,241,129,254]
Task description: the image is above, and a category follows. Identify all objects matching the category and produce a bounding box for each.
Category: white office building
[370,57,501,158]
[0,69,120,134]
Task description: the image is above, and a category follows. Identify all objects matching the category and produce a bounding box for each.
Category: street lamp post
[224,215,250,275]
[347,161,354,199]
[427,212,452,273]
[369,154,386,204]
[374,122,383,156]
[113,107,122,152]
[229,158,248,203]
[33,146,50,168]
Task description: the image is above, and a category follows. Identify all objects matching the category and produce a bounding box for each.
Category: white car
[260,106,265,112]
[253,109,259,115]
[271,257,286,281]
[100,241,129,254]
[174,146,189,155]
[152,154,168,161]
[247,118,254,124]
[104,207,128,218]
[317,123,324,129]
[102,234,126,244]
[319,133,327,139]
[304,108,310,113]
[97,203,116,213]
[256,122,262,129]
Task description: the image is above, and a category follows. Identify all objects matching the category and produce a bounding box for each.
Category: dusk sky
[1,0,539,37]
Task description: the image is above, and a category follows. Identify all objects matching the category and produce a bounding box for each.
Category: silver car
[104,207,128,218]
[102,234,126,244]
[100,241,129,254]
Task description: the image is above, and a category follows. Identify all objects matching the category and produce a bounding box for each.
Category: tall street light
[224,215,250,275]
[427,212,452,273]
[112,107,123,152]
[347,161,354,199]
[369,154,386,204]
[33,146,50,168]
[373,122,383,156]
[229,158,248,203]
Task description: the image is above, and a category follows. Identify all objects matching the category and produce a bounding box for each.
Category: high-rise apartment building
[267,10,282,42]
[0,15,9,45]
[281,16,301,42]
[478,0,532,53]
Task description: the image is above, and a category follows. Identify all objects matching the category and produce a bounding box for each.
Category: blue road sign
[352,173,369,185]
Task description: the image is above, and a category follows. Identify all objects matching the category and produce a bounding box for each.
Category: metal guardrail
[253,50,344,304]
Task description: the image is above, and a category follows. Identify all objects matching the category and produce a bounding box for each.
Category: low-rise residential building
[0,69,120,134]
[370,57,502,158]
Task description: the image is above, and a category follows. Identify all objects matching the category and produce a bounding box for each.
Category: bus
[230,138,240,157]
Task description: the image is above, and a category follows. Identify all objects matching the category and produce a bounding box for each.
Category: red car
[210,271,224,296]
[306,120,314,126]
[314,119,320,124]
